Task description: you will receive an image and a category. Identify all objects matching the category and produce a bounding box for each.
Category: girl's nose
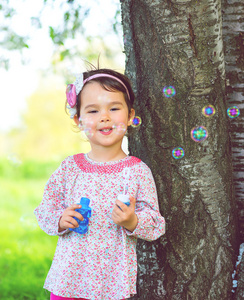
[100,111,110,122]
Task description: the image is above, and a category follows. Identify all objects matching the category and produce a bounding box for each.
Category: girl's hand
[111,196,138,232]
[58,204,84,232]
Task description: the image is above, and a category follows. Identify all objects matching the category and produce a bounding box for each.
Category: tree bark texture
[120,0,238,299]
[235,252,244,299]
[222,0,244,242]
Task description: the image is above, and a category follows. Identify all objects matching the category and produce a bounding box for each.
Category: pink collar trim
[73,153,141,174]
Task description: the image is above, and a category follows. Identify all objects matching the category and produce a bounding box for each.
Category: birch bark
[222,0,244,241]
[120,0,238,299]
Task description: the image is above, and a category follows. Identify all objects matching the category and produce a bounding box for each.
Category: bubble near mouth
[113,123,126,135]
[84,127,94,137]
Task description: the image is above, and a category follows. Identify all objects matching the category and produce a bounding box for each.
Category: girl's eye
[88,110,98,114]
[111,107,120,111]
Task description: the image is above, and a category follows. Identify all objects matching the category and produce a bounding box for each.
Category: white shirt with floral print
[34,153,166,300]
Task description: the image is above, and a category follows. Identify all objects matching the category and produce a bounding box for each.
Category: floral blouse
[34,153,166,300]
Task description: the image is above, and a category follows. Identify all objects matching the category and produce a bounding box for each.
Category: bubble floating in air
[191,126,208,142]
[131,116,142,128]
[113,123,127,135]
[20,213,38,230]
[162,86,176,98]
[172,147,185,159]
[81,116,95,137]
[7,153,22,166]
[227,106,240,119]
[202,105,216,117]
[84,127,94,138]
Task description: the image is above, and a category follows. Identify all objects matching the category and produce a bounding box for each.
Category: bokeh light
[227,106,240,119]
[172,147,185,159]
[131,116,142,128]
[162,86,176,98]
[191,126,208,142]
[202,105,216,117]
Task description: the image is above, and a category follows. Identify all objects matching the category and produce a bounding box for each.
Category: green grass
[0,159,59,300]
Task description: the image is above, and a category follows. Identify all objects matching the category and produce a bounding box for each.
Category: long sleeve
[34,160,68,236]
[126,164,166,241]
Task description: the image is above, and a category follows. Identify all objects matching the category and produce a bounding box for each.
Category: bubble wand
[118,168,130,206]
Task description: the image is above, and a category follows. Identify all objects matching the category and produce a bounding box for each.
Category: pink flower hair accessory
[66,73,83,119]
[66,84,76,108]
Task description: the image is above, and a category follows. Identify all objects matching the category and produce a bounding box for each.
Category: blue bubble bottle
[70,197,92,234]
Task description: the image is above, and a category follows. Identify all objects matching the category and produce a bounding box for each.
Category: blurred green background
[0,0,124,298]
[0,88,92,299]
[0,159,58,300]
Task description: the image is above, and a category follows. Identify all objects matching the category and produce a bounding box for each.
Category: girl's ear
[74,114,79,126]
[128,109,135,126]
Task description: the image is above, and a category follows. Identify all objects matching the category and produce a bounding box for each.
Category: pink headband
[66,73,130,111]
[83,74,130,100]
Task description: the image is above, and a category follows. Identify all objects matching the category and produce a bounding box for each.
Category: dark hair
[66,68,135,120]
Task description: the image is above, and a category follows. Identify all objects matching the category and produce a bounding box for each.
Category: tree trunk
[120,0,238,299]
[222,0,244,242]
[221,1,244,298]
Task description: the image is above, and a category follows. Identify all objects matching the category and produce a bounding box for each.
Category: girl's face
[75,81,135,150]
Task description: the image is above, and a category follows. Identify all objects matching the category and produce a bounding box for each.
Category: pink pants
[50,292,126,300]
[50,293,88,300]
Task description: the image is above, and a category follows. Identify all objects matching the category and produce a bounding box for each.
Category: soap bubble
[84,127,94,138]
[82,116,94,137]
[202,105,216,117]
[131,116,142,128]
[113,123,127,135]
[172,147,185,159]
[191,126,208,142]
[227,106,240,119]
[20,213,38,230]
[7,153,22,166]
[162,86,176,98]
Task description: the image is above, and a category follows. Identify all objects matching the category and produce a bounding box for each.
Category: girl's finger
[70,204,82,210]
[115,200,128,212]
[111,207,118,218]
[66,216,79,227]
[128,196,136,210]
[65,222,76,229]
[113,204,124,215]
[73,211,84,221]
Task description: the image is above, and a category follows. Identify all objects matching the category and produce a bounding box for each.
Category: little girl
[34,68,166,300]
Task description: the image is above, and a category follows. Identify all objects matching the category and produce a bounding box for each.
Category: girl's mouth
[99,128,113,135]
